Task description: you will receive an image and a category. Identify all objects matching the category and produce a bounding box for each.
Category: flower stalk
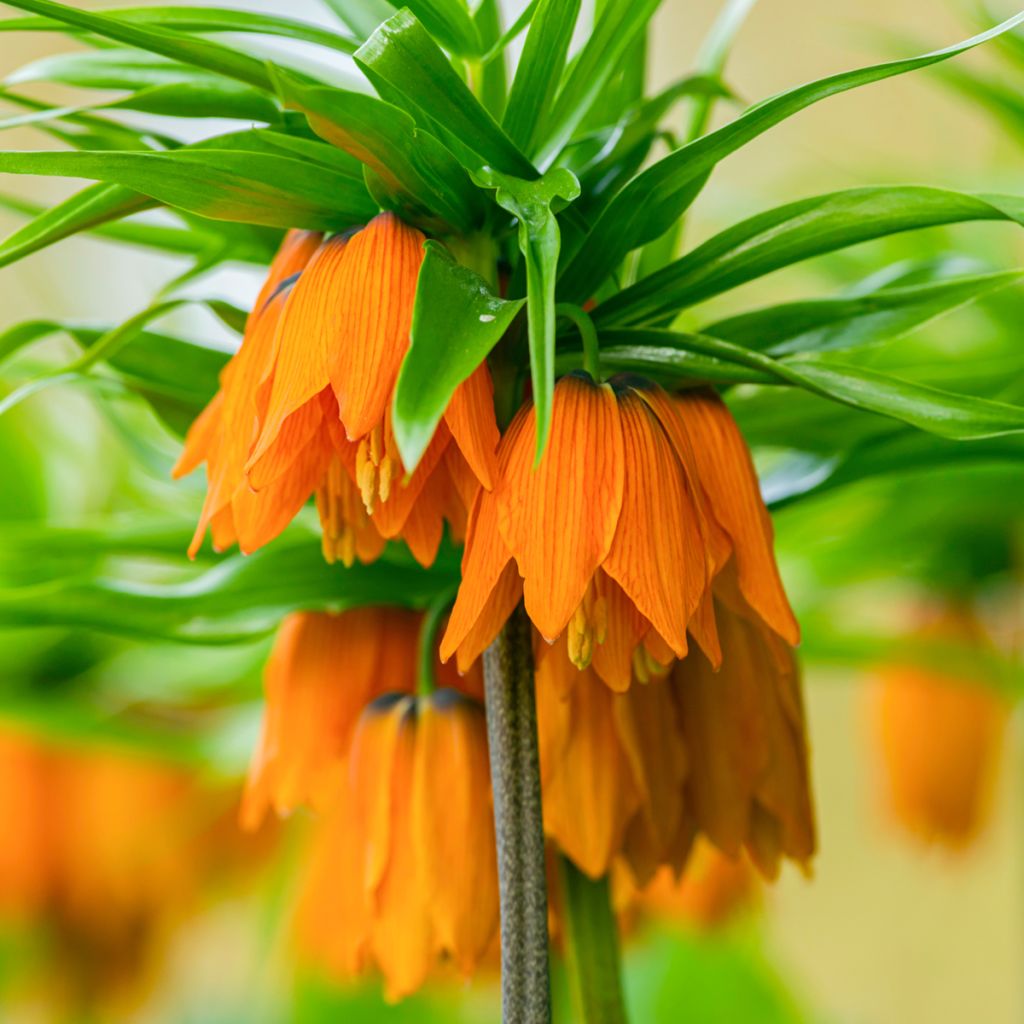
[482,603,551,1024]
[561,856,629,1024]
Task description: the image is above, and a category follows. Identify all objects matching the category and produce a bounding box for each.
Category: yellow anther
[378,454,396,505]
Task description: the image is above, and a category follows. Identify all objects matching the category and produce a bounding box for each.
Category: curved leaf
[394,240,524,471]
[559,13,1024,299]
[594,187,1024,327]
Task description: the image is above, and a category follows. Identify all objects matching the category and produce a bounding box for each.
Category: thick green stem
[482,604,551,1024]
[561,857,629,1024]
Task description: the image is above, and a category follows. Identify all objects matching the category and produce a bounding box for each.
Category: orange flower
[536,588,815,883]
[442,375,798,690]
[871,611,1007,848]
[240,607,420,828]
[0,730,52,917]
[614,837,757,931]
[295,690,499,1001]
[242,607,483,830]
[176,215,500,567]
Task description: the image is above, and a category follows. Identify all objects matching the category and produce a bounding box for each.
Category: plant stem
[561,857,629,1024]
[482,603,551,1024]
[556,303,601,381]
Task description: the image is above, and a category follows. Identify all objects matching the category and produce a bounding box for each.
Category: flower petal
[499,374,625,641]
[443,363,500,490]
[676,390,799,645]
[248,235,348,468]
[603,390,704,658]
[329,212,425,441]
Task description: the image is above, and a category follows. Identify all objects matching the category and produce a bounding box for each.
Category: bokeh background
[0,1,1021,1022]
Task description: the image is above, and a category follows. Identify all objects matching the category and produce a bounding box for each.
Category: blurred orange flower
[294,690,498,1001]
[871,609,1008,849]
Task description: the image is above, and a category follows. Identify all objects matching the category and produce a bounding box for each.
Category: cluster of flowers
[175,216,816,999]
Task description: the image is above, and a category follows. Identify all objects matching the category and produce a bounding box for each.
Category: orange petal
[590,574,649,692]
[248,235,348,468]
[172,389,223,479]
[412,691,498,973]
[443,363,500,490]
[362,698,435,1001]
[231,429,333,554]
[247,394,325,491]
[328,212,425,441]
[603,390,705,659]
[498,374,625,641]
[251,228,323,324]
[438,421,520,667]
[676,390,799,645]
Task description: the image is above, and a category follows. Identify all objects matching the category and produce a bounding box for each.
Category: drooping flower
[536,587,815,883]
[442,374,798,690]
[175,215,500,568]
[241,607,481,829]
[294,690,499,1001]
[613,837,757,932]
[870,608,1008,849]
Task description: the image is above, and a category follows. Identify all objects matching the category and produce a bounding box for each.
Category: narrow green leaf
[605,328,1024,439]
[594,187,1024,327]
[0,146,376,230]
[272,71,481,233]
[356,9,535,177]
[0,182,155,270]
[502,0,581,151]
[394,240,525,471]
[474,166,581,460]
[704,270,1024,356]
[532,0,663,167]
[320,0,396,40]
[559,13,1024,299]
[470,0,506,119]
[402,0,482,58]
[0,6,360,54]
[0,0,276,91]
[0,536,459,643]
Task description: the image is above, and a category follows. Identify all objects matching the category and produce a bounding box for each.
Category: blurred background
[0,1,1021,1022]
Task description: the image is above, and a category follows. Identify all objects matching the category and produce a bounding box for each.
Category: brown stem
[483,603,551,1024]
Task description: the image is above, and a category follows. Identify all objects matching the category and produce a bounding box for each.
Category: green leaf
[0,533,459,644]
[532,0,663,167]
[473,166,580,460]
[559,13,1024,299]
[0,0,277,91]
[0,146,377,230]
[0,182,155,270]
[470,0,506,119]
[320,0,396,40]
[393,240,524,471]
[502,0,581,152]
[272,71,482,233]
[355,9,535,177]
[0,6,360,54]
[593,187,1024,327]
[605,329,1024,440]
[402,0,483,58]
[703,269,1024,356]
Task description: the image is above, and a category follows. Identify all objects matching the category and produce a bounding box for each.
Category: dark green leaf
[0,146,376,230]
[594,187,1024,327]
[502,0,581,152]
[605,328,1024,439]
[394,240,524,470]
[559,14,1024,299]
[532,0,663,167]
[704,269,1024,355]
[0,533,459,643]
[272,71,482,233]
[356,9,535,177]
[474,166,580,459]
